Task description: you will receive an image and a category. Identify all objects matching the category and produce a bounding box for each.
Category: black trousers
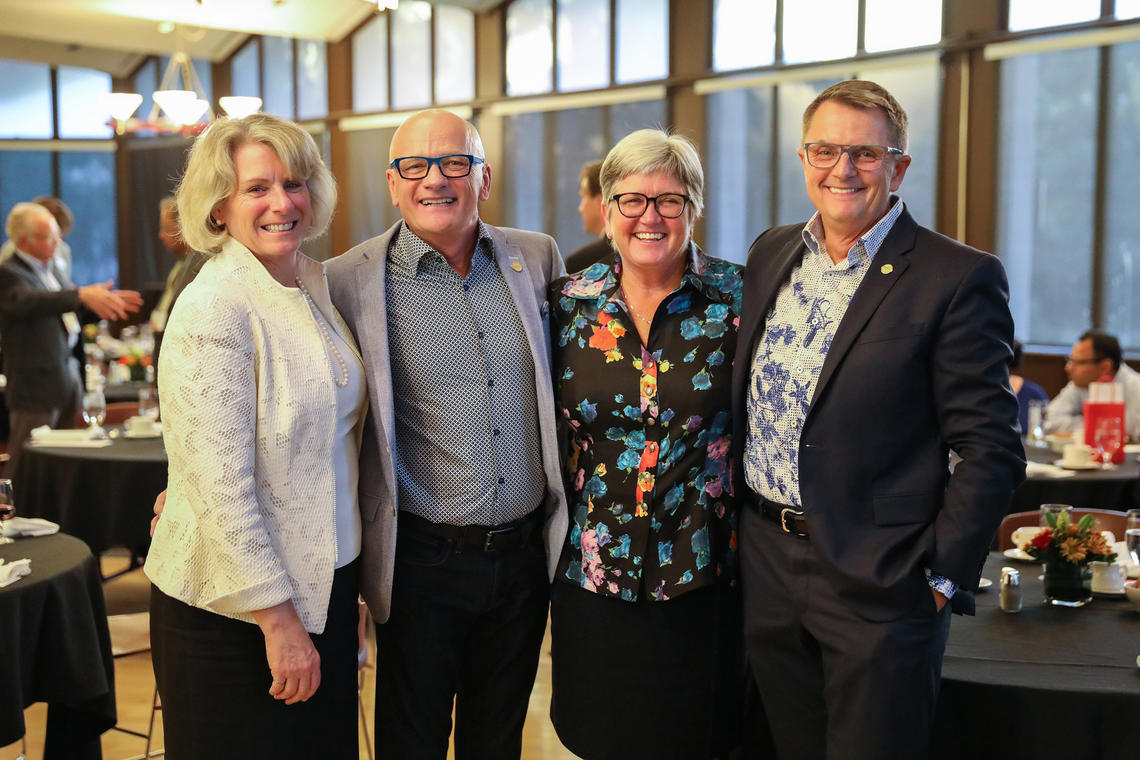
[374,522,549,760]
[150,559,360,760]
[740,507,951,760]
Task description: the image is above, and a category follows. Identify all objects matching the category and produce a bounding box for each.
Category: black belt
[748,494,809,539]
[399,509,542,553]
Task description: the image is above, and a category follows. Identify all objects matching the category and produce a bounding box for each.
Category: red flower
[1028,529,1053,550]
[588,325,617,351]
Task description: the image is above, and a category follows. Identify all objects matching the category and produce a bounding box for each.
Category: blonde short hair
[803,79,909,153]
[176,114,337,254]
[599,129,704,221]
[5,201,55,243]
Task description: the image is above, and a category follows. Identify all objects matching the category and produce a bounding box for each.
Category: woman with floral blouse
[549,129,744,759]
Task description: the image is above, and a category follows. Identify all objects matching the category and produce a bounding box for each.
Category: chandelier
[102,25,263,136]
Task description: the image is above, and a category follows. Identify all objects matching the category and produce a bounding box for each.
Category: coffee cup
[1061,443,1093,467]
[1091,561,1126,594]
[125,416,156,435]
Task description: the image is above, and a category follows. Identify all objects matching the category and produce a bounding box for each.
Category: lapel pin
[511,262,523,272]
[880,264,894,275]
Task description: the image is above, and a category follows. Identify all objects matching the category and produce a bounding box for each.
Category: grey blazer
[0,254,82,412]
[326,221,569,623]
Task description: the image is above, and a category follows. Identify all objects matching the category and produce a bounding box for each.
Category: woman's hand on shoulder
[252,601,321,704]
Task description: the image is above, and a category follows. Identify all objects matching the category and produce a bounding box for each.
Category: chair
[997,508,1128,550]
[74,401,139,429]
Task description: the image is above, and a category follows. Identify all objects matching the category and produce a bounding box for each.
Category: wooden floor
[3,554,578,760]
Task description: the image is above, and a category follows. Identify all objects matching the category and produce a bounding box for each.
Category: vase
[1042,561,1092,607]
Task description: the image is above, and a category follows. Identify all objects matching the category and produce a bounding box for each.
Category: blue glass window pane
[615,0,668,83]
[263,36,295,118]
[231,41,261,98]
[552,107,608,254]
[435,5,476,103]
[1104,39,1140,349]
[392,2,433,110]
[506,0,554,96]
[0,152,53,226]
[60,152,118,285]
[352,13,388,113]
[502,112,547,231]
[193,59,213,103]
[557,0,610,92]
[297,40,328,120]
[134,59,158,123]
[57,66,113,139]
[0,60,53,138]
[777,78,841,224]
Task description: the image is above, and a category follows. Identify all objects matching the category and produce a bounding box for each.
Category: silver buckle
[482,526,513,552]
[780,507,804,535]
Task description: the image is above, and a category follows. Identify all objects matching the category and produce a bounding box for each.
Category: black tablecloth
[1013,444,1140,512]
[934,552,1140,759]
[14,435,167,557]
[0,532,116,758]
[101,381,150,404]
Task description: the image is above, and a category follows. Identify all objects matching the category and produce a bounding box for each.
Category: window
[352,13,389,112]
[713,0,777,71]
[864,0,942,53]
[231,40,261,98]
[262,36,296,118]
[783,0,858,64]
[391,2,433,110]
[506,0,554,96]
[0,59,53,139]
[1102,40,1140,347]
[0,151,52,221]
[557,0,610,92]
[57,66,113,139]
[435,6,476,103]
[1007,0,1101,32]
[60,152,118,285]
[297,40,329,120]
[996,47,1099,346]
[615,0,669,83]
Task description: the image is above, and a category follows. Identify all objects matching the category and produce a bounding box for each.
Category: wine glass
[0,479,14,545]
[82,387,108,439]
[1126,509,1140,567]
[1093,419,1121,467]
[1026,400,1047,448]
[138,386,158,420]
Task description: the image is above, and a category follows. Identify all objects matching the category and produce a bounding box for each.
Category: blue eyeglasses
[389,154,485,180]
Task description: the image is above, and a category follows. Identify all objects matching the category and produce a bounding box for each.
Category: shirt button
[646,418,656,426]
[493,428,501,436]
[646,361,655,369]
[498,477,505,484]
[488,379,494,387]
[477,331,485,340]
[463,283,470,291]
[648,443,657,452]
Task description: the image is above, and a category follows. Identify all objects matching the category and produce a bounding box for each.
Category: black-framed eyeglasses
[610,192,690,219]
[1066,356,1103,365]
[388,154,485,180]
[802,142,904,170]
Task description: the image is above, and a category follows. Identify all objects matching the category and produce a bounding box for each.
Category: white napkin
[1025,461,1076,478]
[1,517,60,538]
[28,425,111,448]
[0,557,31,588]
[1011,526,1046,548]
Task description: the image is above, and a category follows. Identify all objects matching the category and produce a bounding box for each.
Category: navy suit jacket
[731,208,1026,621]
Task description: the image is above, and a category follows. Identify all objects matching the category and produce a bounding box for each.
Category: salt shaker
[999,567,1021,613]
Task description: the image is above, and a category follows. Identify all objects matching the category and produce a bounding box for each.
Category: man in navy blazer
[731,80,1024,759]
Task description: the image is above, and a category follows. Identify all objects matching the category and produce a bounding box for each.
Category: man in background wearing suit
[732,80,1024,759]
[326,110,567,760]
[0,202,141,476]
[563,159,610,273]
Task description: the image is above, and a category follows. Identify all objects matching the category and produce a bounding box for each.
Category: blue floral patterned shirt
[552,245,743,602]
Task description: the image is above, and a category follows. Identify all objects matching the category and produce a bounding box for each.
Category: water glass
[1026,400,1047,447]
[1039,504,1073,528]
[138,386,159,420]
[0,479,14,545]
[1127,510,1140,566]
[82,387,107,437]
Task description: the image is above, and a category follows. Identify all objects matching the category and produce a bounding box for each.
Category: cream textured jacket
[145,239,362,634]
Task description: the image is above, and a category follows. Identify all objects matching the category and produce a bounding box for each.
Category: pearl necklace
[295,278,349,388]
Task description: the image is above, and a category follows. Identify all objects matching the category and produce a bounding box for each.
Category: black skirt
[150,559,360,760]
[549,580,744,760]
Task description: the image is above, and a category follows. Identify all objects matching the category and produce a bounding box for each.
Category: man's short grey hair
[5,201,55,243]
[599,129,704,221]
[176,113,337,254]
[802,79,910,153]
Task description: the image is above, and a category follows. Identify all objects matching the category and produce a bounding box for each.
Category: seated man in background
[563,159,610,273]
[0,202,141,476]
[1045,329,1140,438]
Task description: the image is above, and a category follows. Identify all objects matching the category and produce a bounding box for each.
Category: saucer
[1053,459,1101,471]
[1002,548,1037,562]
[977,577,993,590]
[124,428,162,439]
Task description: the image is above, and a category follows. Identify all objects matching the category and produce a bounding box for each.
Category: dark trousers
[8,367,80,480]
[374,522,549,760]
[150,559,360,760]
[740,507,951,760]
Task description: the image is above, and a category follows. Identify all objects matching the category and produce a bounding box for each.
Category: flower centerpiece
[1021,511,1116,607]
[117,348,153,383]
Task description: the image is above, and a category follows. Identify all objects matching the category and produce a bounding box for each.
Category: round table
[0,532,116,758]
[102,381,151,404]
[934,552,1140,759]
[1013,444,1140,512]
[14,434,167,558]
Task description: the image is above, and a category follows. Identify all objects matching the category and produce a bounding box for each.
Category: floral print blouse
[552,245,743,602]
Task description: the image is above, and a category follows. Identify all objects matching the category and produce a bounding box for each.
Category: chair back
[998,508,1128,549]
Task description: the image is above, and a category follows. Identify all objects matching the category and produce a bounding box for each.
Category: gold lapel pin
[880,264,894,275]
[511,262,523,272]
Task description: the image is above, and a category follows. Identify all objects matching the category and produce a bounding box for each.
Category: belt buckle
[779,507,804,536]
[482,525,513,552]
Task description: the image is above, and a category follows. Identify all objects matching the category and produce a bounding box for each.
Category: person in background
[1010,339,1048,434]
[549,129,743,759]
[0,195,74,280]
[564,159,611,273]
[1045,329,1140,438]
[150,196,208,334]
[0,202,141,478]
[145,113,365,759]
[734,79,1024,759]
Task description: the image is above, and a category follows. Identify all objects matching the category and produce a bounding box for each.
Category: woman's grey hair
[599,129,704,221]
[176,113,337,254]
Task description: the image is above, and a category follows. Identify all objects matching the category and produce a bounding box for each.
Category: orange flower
[588,324,617,351]
[1059,537,1088,563]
